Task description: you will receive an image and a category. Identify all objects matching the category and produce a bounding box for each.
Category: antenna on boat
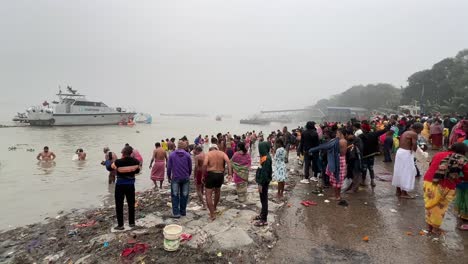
[67,85,77,95]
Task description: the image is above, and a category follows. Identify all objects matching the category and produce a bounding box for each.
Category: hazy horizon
[1,0,468,121]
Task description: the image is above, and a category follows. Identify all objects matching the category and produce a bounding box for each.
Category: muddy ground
[0,163,299,264]
[267,157,468,264]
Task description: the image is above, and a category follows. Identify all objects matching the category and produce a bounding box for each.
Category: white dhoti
[392,148,416,191]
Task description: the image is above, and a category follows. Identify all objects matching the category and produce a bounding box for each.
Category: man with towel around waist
[203,138,233,221]
[392,122,423,199]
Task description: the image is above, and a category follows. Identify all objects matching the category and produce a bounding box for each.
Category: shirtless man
[149,142,168,189]
[77,149,86,161]
[203,138,233,221]
[36,146,56,161]
[193,146,206,208]
[392,122,423,199]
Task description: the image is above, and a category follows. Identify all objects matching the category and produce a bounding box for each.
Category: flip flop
[301,200,318,207]
[458,224,468,231]
[253,215,262,221]
[254,221,268,227]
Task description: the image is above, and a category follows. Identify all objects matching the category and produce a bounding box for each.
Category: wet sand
[268,157,468,263]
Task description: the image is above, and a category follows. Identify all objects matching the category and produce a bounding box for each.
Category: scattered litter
[362,236,369,242]
[167,202,172,208]
[180,233,192,242]
[364,202,368,205]
[287,203,292,207]
[405,232,413,236]
[103,242,109,248]
[121,243,149,258]
[7,251,14,255]
[419,231,426,236]
[338,200,348,207]
[74,220,96,228]
[301,200,317,207]
[267,244,273,249]
[390,209,398,213]
[67,230,78,237]
[318,194,324,197]
[55,215,61,219]
[217,252,223,257]
[324,200,330,203]
[432,238,439,242]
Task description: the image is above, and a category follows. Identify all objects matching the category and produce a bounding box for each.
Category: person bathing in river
[273,138,287,199]
[125,144,143,167]
[193,146,206,208]
[102,147,117,184]
[76,148,86,161]
[36,146,56,161]
[111,146,140,230]
[231,142,252,203]
[392,123,423,199]
[309,129,348,203]
[149,142,167,190]
[202,138,232,221]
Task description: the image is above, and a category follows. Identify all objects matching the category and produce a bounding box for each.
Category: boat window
[74,101,103,107]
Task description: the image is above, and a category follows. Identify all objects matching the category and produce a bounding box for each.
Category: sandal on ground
[254,220,268,227]
[253,215,262,221]
[458,224,468,231]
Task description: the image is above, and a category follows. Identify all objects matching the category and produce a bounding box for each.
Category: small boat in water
[12,113,29,123]
[134,113,153,124]
[23,86,135,126]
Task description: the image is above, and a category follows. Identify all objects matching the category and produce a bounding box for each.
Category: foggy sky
[1,0,468,119]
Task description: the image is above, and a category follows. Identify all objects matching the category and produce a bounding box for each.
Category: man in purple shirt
[167,141,192,218]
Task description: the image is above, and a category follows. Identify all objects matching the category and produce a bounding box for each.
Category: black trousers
[260,182,269,221]
[115,184,135,227]
[304,153,319,179]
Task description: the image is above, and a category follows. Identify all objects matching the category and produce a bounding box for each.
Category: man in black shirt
[111,146,141,230]
[298,121,320,184]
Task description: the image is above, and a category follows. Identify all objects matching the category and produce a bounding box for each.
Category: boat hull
[28,112,135,126]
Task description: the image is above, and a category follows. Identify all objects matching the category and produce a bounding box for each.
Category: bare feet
[400,194,415,199]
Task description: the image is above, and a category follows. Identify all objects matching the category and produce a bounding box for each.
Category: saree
[423,181,456,228]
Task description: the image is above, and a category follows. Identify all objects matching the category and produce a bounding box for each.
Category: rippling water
[0,116,285,230]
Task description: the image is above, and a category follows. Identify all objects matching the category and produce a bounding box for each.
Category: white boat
[26,86,136,126]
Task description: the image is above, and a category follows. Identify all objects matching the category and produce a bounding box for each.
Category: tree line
[314,49,468,115]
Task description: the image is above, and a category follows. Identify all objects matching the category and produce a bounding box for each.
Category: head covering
[258,141,271,164]
[306,121,316,130]
[362,123,371,133]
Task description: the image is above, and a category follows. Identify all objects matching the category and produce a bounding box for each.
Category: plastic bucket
[163,224,183,251]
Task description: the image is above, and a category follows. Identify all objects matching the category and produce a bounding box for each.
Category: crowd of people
[36,115,468,235]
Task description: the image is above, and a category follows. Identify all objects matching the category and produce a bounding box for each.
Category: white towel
[392,148,416,191]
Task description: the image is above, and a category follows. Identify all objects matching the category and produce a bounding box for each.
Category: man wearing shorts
[203,139,232,221]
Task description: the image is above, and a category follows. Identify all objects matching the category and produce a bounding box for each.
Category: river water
[0,116,286,230]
